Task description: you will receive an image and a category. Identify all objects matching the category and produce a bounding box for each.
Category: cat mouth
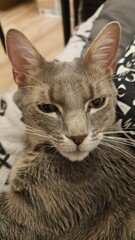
[60,149,89,162]
[34,142,89,161]
[57,136,102,161]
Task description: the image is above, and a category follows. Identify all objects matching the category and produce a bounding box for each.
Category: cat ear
[85,21,121,74]
[6,29,43,86]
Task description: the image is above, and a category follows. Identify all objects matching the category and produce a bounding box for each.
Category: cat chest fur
[10,148,135,240]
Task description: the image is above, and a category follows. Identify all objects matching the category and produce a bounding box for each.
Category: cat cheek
[12,69,27,87]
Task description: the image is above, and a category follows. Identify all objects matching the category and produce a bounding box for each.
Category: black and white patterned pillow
[115,36,135,140]
[0,99,7,116]
[0,99,10,171]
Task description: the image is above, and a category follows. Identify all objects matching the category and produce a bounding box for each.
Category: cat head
[6,22,121,161]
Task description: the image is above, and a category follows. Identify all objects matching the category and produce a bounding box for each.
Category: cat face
[14,60,117,161]
[6,22,121,161]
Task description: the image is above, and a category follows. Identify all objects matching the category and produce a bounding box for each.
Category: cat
[0,21,135,240]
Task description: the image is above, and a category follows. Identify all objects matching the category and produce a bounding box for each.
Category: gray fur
[0,22,135,239]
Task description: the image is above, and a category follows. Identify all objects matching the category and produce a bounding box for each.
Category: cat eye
[38,104,58,113]
[88,97,105,109]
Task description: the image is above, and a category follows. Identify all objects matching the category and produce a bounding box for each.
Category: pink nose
[70,135,87,146]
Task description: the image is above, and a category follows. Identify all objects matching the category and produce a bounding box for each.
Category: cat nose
[70,135,87,146]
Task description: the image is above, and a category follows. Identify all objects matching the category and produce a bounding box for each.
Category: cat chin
[60,150,89,162]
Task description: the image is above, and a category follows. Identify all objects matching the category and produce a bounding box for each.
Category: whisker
[26,129,53,140]
[121,127,135,131]
[25,124,63,143]
[100,140,135,160]
[26,131,48,139]
[103,137,135,148]
[104,135,135,143]
[102,130,135,135]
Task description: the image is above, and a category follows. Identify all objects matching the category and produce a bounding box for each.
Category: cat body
[1,144,135,240]
[0,22,135,239]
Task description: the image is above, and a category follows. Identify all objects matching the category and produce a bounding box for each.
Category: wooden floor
[0,0,64,94]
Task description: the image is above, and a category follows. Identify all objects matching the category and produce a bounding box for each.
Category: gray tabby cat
[0,22,135,240]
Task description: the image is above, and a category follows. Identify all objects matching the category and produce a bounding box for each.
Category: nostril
[70,135,87,146]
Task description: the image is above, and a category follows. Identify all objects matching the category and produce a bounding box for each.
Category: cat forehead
[43,60,94,101]
[45,60,109,91]
[44,59,104,86]
[30,60,113,103]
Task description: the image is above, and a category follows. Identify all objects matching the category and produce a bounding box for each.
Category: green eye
[38,104,58,113]
[88,97,105,109]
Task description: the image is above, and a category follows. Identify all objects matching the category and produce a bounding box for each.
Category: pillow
[115,36,135,141]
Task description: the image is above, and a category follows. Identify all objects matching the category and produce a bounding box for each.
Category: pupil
[44,105,52,111]
[92,98,102,107]
[38,104,57,113]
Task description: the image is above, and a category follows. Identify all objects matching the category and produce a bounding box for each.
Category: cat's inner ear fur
[85,21,121,74]
[6,29,43,86]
